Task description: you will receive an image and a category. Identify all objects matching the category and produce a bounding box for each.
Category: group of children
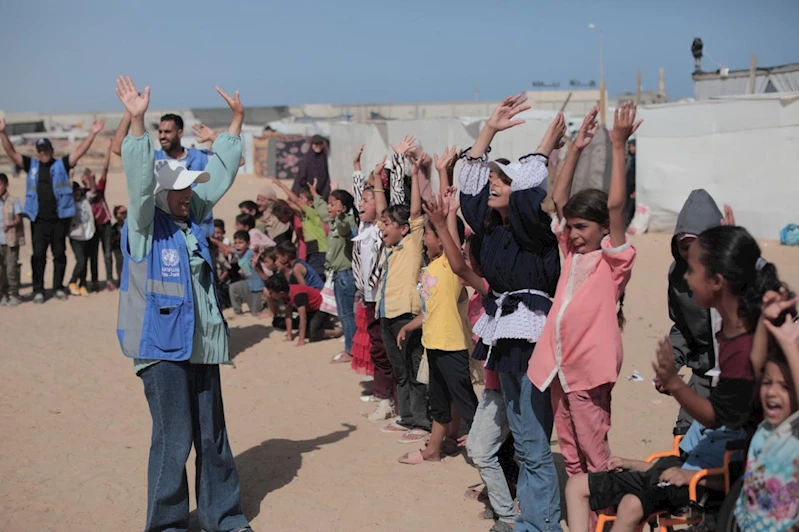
[130,94,795,532]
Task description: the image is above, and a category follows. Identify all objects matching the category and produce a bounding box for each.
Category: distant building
[692,63,799,100]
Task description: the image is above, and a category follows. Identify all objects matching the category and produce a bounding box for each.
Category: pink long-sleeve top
[528,218,636,393]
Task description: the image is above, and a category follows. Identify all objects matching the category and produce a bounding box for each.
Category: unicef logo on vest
[161,248,181,278]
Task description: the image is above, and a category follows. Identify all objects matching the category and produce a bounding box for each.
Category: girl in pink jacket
[529,103,640,489]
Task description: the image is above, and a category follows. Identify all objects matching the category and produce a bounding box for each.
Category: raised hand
[192,123,216,144]
[392,135,417,156]
[486,94,531,132]
[612,101,643,146]
[353,144,364,165]
[90,119,106,135]
[309,179,319,197]
[764,317,799,351]
[721,204,736,226]
[574,106,599,150]
[371,155,387,186]
[443,185,460,212]
[652,336,679,390]
[115,76,150,118]
[215,86,244,116]
[422,194,449,228]
[538,112,567,155]
[762,288,799,324]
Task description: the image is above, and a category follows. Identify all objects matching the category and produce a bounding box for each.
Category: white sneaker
[368,399,395,422]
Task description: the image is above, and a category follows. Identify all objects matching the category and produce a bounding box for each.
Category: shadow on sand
[228,323,272,360]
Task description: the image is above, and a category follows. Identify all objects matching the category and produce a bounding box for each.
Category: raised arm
[764,317,799,406]
[434,147,460,243]
[755,290,799,375]
[69,119,105,168]
[270,176,304,213]
[310,180,331,223]
[0,119,24,168]
[111,112,131,156]
[371,157,388,219]
[469,94,530,159]
[410,152,421,219]
[424,194,488,295]
[100,139,112,182]
[190,87,244,221]
[116,75,154,261]
[353,144,363,173]
[552,107,598,219]
[608,102,642,247]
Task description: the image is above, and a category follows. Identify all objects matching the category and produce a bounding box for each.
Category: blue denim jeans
[499,372,561,532]
[466,389,515,524]
[139,361,249,532]
[333,269,356,353]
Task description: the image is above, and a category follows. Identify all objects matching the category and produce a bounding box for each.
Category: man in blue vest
[0,118,104,303]
[111,111,240,238]
[114,75,253,532]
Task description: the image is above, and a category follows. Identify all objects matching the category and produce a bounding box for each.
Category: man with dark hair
[111,112,223,239]
[0,118,104,303]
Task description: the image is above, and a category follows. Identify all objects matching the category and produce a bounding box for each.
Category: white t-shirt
[70,198,96,241]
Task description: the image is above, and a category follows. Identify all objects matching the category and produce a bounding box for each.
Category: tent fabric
[636,95,799,240]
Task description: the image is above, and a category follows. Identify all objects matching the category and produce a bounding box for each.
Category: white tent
[636,93,799,240]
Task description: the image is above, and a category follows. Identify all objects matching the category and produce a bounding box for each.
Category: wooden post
[748,55,757,94]
[599,80,607,125]
[559,92,573,113]
[636,70,642,106]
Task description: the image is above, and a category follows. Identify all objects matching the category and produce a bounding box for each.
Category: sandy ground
[2,161,798,532]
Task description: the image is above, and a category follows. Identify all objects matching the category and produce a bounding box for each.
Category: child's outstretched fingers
[721,204,736,226]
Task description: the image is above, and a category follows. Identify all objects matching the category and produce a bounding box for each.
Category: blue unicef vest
[154,148,215,236]
[116,208,221,361]
[24,158,75,221]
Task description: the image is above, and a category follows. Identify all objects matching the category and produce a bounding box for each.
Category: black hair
[265,274,289,294]
[260,246,277,262]
[465,232,484,275]
[330,189,359,226]
[238,200,258,213]
[0,173,8,185]
[233,230,250,242]
[697,226,793,332]
[427,215,466,246]
[113,205,125,218]
[213,219,225,231]
[235,213,255,230]
[272,200,296,224]
[298,186,313,202]
[276,241,297,261]
[384,203,411,228]
[563,188,610,229]
[159,113,184,131]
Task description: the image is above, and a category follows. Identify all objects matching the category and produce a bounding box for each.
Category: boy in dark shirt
[265,274,340,347]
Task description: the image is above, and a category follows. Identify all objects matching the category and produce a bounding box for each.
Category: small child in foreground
[734,289,799,532]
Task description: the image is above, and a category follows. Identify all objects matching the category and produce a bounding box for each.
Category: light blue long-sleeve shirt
[122,132,242,373]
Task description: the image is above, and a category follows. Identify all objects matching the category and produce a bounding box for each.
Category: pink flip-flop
[398,450,437,465]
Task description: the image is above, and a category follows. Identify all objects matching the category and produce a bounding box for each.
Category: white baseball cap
[153,159,210,195]
[489,161,521,182]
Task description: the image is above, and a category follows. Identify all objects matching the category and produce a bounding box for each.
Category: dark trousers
[307,309,332,342]
[69,238,91,288]
[89,221,114,284]
[139,362,249,532]
[0,245,21,297]
[30,218,70,294]
[113,248,123,283]
[365,302,395,401]
[382,313,430,431]
[427,348,479,426]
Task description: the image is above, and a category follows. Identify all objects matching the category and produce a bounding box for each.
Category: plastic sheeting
[636,93,799,240]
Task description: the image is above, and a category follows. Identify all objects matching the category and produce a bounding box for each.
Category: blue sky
[1,0,797,113]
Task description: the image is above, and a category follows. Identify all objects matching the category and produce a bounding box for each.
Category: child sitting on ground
[565,225,787,532]
[265,274,341,347]
[228,230,264,316]
[275,241,324,290]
